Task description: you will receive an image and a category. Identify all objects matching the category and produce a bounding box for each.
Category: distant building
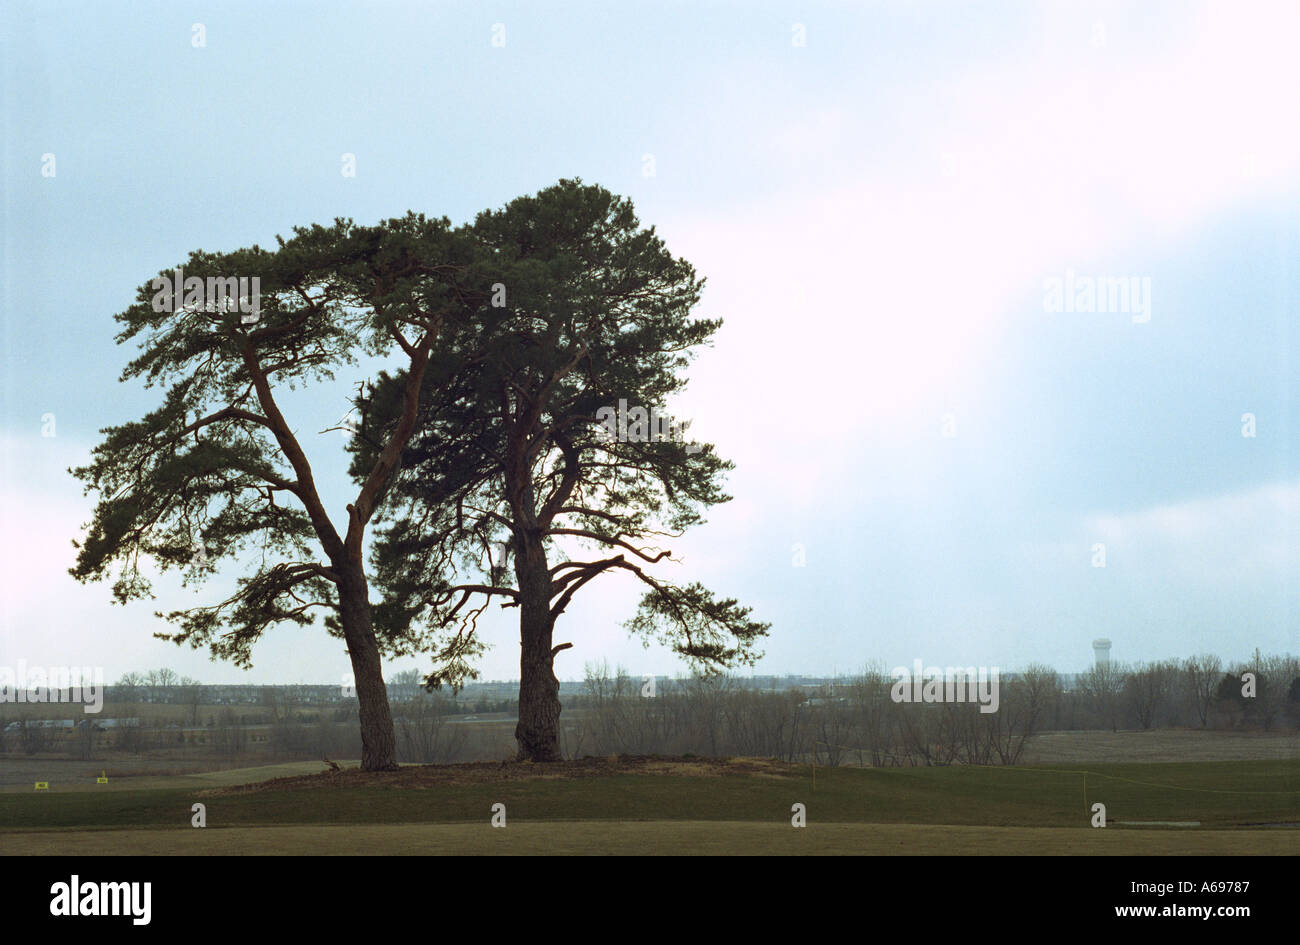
[1092,638,1112,669]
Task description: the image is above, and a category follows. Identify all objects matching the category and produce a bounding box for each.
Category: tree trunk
[515,535,563,762]
[337,567,399,771]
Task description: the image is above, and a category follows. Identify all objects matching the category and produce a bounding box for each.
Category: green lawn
[2,759,1297,834]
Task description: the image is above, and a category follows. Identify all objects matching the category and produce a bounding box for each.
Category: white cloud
[1085,478,1300,584]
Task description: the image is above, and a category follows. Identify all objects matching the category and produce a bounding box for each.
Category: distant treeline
[565,653,1300,767]
[4,653,1295,767]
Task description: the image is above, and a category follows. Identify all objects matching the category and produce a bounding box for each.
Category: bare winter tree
[1182,653,1223,728]
[1124,660,1177,730]
[1079,661,1127,732]
[179,676,203,726]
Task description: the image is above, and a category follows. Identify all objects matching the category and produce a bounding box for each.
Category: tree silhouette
[70,214,486,770]
[351,181,768,761]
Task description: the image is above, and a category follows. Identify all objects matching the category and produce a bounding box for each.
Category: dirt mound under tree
[199,755,800,796]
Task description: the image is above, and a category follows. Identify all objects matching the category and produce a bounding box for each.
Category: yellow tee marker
[96,771,108,784]
[34,781,48,790]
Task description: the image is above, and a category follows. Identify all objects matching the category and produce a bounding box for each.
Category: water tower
[1092,638,1112,669]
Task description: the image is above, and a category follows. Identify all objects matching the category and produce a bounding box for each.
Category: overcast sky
[3,0,1298,686]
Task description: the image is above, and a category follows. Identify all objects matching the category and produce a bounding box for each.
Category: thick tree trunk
[337,568,399,771]
[515,536,563,762]
[517,621,562,762]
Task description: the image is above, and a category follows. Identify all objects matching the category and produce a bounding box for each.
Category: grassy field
[1020,729,1300,764]
[1,755,1296,854]
[0,760,340,793]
